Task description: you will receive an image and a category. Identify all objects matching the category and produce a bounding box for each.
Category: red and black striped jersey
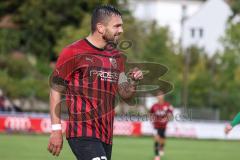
[51,38,125,144]
[150,102,173,129]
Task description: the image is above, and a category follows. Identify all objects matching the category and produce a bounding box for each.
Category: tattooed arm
[118,81,137,99]
[118,67,143,104]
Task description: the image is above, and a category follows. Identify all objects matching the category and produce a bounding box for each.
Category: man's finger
[136,73,143,79]
[47,143,51,151]
[133,71,140,76]
[52,145,58,156]
[55,146,62,156]
[134,71,143,79]
[48,143,54,153]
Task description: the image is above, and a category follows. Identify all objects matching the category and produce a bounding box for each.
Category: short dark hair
[91,5,122,33]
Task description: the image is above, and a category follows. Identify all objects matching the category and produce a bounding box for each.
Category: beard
[102,29,120,45]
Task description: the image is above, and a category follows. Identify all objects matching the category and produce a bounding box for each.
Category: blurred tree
[0,29,21,54]
[54,14,91,54]
[0,0,119,58]
[187,46,212,108]
[140,22,183,106]
[0,54,49,100]
[0,0,22,16]
[227,0,240,19]
[119,15,149,61]
[223,23,240,53]
[215,22,240,119]
[212,52,240,119]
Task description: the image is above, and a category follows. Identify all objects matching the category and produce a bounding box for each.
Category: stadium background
[0,0,240,159]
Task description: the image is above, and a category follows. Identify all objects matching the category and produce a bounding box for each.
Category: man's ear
[96,23,105,34]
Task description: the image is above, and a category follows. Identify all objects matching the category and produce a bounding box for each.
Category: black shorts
[155,128,166,138]
[68,137,112,160]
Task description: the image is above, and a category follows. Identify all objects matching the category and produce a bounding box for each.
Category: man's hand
[128,67,143,81]
[118,67,143,99]
[224,124,233,135]
[48,130,63,156]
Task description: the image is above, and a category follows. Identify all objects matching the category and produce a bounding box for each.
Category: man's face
[102,15,123,44]
[157,93,165,103]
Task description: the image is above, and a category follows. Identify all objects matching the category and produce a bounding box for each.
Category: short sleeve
[50,48,73,91]
[150,104,155,113]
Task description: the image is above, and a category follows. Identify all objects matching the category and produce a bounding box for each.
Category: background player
[225,112,240,134]
[150,91,174,160]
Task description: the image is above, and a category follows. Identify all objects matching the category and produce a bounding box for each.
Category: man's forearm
[118,81,138,106]
[118,81,137,99]
[117,70,142,104]
[231,112,240,127]
[49,89,62,124]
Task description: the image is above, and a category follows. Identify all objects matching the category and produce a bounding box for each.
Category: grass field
[0,134,239,160]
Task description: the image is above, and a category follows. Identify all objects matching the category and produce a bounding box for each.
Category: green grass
[0,134,239,160]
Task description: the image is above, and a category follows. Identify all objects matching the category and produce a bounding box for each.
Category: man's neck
[86,33,106,49]
[158,101,164,105]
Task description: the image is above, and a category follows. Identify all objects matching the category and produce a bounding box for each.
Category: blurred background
[0,0,240,160]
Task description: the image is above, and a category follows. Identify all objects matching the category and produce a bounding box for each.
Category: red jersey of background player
[51,38,125,144]
[150,102,173,129]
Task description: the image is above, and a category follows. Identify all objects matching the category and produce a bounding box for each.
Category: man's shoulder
[65,38,87,51]
[164,102,170,105]
[164,102,172,107]
[151,103,159,109]
[164,102,174,111]
[56,39,88,65]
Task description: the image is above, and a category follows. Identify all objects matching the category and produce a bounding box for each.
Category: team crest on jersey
[109,57,117,69]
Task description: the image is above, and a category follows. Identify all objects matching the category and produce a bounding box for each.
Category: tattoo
[118,82,136,99]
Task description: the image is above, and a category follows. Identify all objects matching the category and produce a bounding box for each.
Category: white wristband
[51,124,62,131]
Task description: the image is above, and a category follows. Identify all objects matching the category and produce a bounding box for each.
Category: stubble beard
[103,30,119,45]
